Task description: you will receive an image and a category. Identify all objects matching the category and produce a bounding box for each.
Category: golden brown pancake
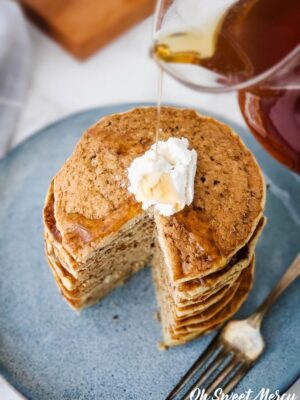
[43,107,266,346]
[165,259,255,346]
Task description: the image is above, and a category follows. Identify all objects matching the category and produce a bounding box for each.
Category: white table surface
[2,14,299,400]
[12,16,245,149]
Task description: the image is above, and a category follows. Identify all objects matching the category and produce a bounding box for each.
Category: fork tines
[166,334,249,400]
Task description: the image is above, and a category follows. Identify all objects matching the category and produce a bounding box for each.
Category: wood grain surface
[18,0,156,59]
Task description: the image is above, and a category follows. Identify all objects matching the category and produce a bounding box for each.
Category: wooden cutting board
[18,0,156,59]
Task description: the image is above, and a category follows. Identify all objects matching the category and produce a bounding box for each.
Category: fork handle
[249,253,300,327]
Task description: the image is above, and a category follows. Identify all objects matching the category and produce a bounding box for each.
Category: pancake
[152,242,251,339]
[154,259,242,329]
[175,279,240,327]
[164,258,255,346]
[174,263,253,334]
[175,284,237,318]
[50,107,265,266]
[44,207,155,309]
[43,107,266,346]
[174,216,266,302]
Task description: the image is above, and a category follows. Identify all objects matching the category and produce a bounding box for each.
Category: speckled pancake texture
[43,107,266,346]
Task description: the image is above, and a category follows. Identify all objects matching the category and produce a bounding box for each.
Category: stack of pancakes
[43,107,266,346]
[153,218,265,345]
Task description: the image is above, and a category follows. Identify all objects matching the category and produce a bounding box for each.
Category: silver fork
[166,253,300,400]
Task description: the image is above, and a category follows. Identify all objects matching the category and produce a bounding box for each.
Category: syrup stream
[155,67,164,156]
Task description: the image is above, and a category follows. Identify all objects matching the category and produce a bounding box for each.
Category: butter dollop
[127,137,197,216]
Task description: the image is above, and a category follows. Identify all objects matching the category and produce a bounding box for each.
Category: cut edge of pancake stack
[153,217,265,346]
[44,181,155,310]
[43,107,266,347]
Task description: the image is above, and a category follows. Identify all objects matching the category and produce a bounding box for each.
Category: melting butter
[127,137,197,216]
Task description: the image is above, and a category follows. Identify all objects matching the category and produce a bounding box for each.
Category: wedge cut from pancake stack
[43,107,266,346]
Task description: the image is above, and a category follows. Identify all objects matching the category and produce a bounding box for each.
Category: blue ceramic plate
[0,104,299,400]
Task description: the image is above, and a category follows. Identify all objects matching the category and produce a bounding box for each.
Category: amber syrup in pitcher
[153,0,300,172]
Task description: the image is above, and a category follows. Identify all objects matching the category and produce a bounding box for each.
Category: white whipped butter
[127,137,197,216]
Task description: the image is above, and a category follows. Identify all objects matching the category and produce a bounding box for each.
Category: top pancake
[51,107,265,280]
